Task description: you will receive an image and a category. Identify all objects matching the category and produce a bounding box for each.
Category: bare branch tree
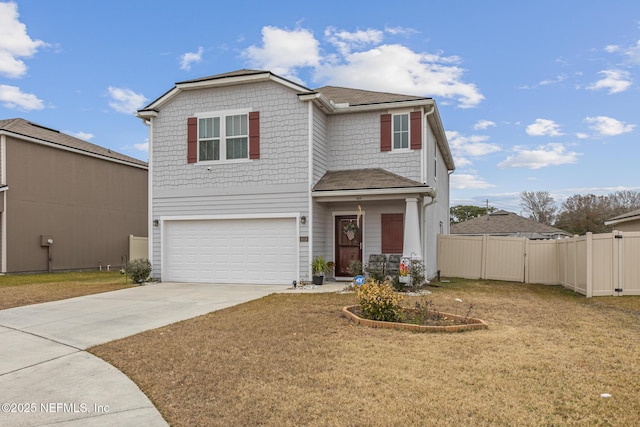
[519,191,557,225]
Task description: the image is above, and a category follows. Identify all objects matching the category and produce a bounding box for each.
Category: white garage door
[163,217,297,284]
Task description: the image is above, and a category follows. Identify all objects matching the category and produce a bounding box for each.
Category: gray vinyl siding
[312,105,329,186]
[326,110,422,181]
[423,135,452,278]
[149,80,311,281]
[312,201,330,267]
[152,81,308,190]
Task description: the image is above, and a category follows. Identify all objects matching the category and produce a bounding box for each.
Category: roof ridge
[0,117,147,167]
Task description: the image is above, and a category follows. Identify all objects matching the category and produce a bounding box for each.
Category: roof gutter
[312,186,435,201]
[298,92,335,113]
[604,216,640,226]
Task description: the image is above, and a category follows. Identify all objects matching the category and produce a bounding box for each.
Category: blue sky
[2,0,639,212]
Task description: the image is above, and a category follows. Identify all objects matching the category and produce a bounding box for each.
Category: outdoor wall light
[300,216,306,224]
[153,219,159,227]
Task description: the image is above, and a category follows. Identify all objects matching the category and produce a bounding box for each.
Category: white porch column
[403,197,422,259]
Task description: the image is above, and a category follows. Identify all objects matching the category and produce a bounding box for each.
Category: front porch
[310,168,434,280]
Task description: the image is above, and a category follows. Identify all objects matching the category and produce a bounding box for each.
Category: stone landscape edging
[342,305,488,333]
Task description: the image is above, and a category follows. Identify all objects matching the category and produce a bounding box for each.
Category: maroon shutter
[381,213,404,254]
[410,111,422,150]
[187,117,197,163]
[249,111,260,159]
[380,114,391,152]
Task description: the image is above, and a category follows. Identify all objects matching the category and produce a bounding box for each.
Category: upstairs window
[188,110,259,164]
[393,113,409,150]
[380,111,421,152]
[199,114,248,161]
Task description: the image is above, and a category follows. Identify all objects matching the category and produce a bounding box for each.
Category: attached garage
[162,216,298,284]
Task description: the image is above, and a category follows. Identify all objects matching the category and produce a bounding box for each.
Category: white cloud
[243,26,320,82]
[179,46,204,71]
[384,26,418,36]
[66,131,94,140]
[473,120,496,130]
[107,86,148,114]
[576,132,589,139]
[447,130,501,159]
[447,129,500,168]
[325,27,383,55]
[453,157,472,168]
[498,143,580,170]
[585,116,635,136]
[604,44,620,53]
[621,40,640,65]
[0,2,46,78]
[526,119,563,137]
[134,141,148,152]
[587,69,632,94]
[243,25,484,108]
[450,172,495,190]
[315,43,483,108]
[0,84,44,110]
[538,74,567,86]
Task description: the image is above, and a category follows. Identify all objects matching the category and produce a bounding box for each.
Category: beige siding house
[605,208,640,232]
[138,69,454,284]
[0,118,148,273]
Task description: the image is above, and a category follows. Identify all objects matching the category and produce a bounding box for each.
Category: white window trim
[390,108,414,152]
[194,108,252,163]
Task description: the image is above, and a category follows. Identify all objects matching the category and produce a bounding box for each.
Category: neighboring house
[137,69,454,284]
[451,210,571,239]
[605,208,640,232]
[0,118,148,273]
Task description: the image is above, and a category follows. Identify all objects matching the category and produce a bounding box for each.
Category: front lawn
[91,279,640,426]
[0,271,133,310]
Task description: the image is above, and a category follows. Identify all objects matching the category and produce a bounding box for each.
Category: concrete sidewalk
[0,281,345,426]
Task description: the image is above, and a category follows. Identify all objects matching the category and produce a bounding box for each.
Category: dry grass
[0,271,132,309]
[90,279,640,426]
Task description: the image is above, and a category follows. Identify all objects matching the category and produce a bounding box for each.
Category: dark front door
[335,215,362,277]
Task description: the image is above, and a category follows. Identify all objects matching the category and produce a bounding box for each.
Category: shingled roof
[314,86,429,106]
[313,168,429,192]
[451,210,571,239]
[0,118,147,168]
[606,208,640,223]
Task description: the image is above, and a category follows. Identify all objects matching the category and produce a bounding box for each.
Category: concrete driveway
[0,282,343,426]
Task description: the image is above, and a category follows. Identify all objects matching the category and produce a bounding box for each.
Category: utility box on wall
[40,235,54,247]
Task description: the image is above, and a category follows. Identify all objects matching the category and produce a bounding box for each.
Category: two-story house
[137,69,454,285]
[0,118,147,273]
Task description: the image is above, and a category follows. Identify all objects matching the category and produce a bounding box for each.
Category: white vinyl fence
[437,231,640,297]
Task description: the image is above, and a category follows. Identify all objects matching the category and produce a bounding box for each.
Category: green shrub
[355,278,404,322]
[126,259,152,284]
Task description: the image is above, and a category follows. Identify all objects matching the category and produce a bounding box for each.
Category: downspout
[145,118,153,276]
[421,104,436,275]
[0,134,6,273]
[422,104,435,184]
[307,101,314,282]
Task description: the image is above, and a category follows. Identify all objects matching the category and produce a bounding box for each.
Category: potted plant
[311,256,330,285]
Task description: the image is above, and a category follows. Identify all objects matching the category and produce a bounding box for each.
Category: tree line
[451,190,640,235]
